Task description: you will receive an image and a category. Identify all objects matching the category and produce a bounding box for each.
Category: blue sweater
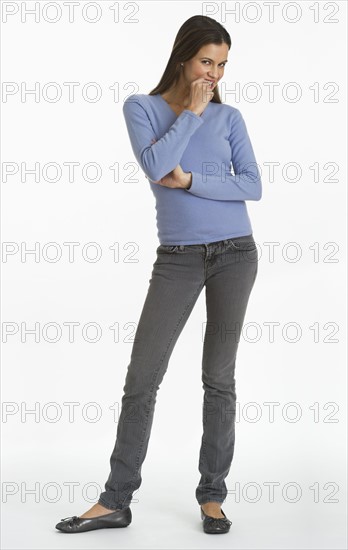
[122,93,262,245]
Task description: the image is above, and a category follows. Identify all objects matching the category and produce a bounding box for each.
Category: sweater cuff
[185,171,196,192]
[182,109,203,121]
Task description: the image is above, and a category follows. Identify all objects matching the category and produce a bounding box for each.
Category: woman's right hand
[186,77,215,116]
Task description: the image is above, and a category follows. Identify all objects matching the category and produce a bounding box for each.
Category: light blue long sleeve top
[122,93,262,245]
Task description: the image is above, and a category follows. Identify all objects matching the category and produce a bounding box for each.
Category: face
[182,43,229,90]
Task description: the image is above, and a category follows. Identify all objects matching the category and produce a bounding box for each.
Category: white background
[1,1,347,548]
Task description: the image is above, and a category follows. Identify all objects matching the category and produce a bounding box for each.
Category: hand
[150,164,191,189]
[149,164,190,188]
[186,76,215,116]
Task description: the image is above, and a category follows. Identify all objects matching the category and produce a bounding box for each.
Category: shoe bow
[205,516,232,528]
[60,515,79,525]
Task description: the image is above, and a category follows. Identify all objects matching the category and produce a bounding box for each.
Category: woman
[55,15,261,536]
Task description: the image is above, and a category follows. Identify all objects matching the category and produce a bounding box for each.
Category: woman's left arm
[184,109,262,201]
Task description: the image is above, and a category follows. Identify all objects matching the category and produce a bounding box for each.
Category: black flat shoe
[200,506,232,534]
[55,507,132,533]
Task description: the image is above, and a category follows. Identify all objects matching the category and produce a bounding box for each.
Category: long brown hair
[148,15,231,104]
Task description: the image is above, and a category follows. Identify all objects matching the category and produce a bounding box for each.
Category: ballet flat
[200,506,232,534]
[55,507,132,533]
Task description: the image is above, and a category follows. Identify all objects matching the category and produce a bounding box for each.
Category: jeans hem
[98,497,127,511]
[198,499,225,505]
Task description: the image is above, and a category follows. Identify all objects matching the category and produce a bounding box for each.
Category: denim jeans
[98,234,258,510]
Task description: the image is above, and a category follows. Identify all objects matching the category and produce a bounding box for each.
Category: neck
[161,79,191,107]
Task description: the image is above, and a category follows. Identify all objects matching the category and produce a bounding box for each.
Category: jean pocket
[157,244,180,254]
[227,235,257,251]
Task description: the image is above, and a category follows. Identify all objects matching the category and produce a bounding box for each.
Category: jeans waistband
[157,234,255,255]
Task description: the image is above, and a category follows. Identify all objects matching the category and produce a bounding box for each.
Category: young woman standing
[56,14,262,536]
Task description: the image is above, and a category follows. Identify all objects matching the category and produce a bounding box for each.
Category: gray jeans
[98,234,258,510]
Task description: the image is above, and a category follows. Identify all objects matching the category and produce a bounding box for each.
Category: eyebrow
[199,57,228,63]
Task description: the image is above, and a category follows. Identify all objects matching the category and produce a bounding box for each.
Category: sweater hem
[158,230,253,246]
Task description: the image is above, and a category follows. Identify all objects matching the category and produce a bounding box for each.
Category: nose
[207,71,218,81]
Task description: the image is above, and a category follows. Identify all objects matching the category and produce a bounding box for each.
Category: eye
[202,60,226,67]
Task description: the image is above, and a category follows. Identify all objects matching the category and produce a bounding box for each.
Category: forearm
[123,97,204,181]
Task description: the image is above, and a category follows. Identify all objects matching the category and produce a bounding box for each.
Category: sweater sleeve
[122,94,204,181]
[185,109,262,201]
